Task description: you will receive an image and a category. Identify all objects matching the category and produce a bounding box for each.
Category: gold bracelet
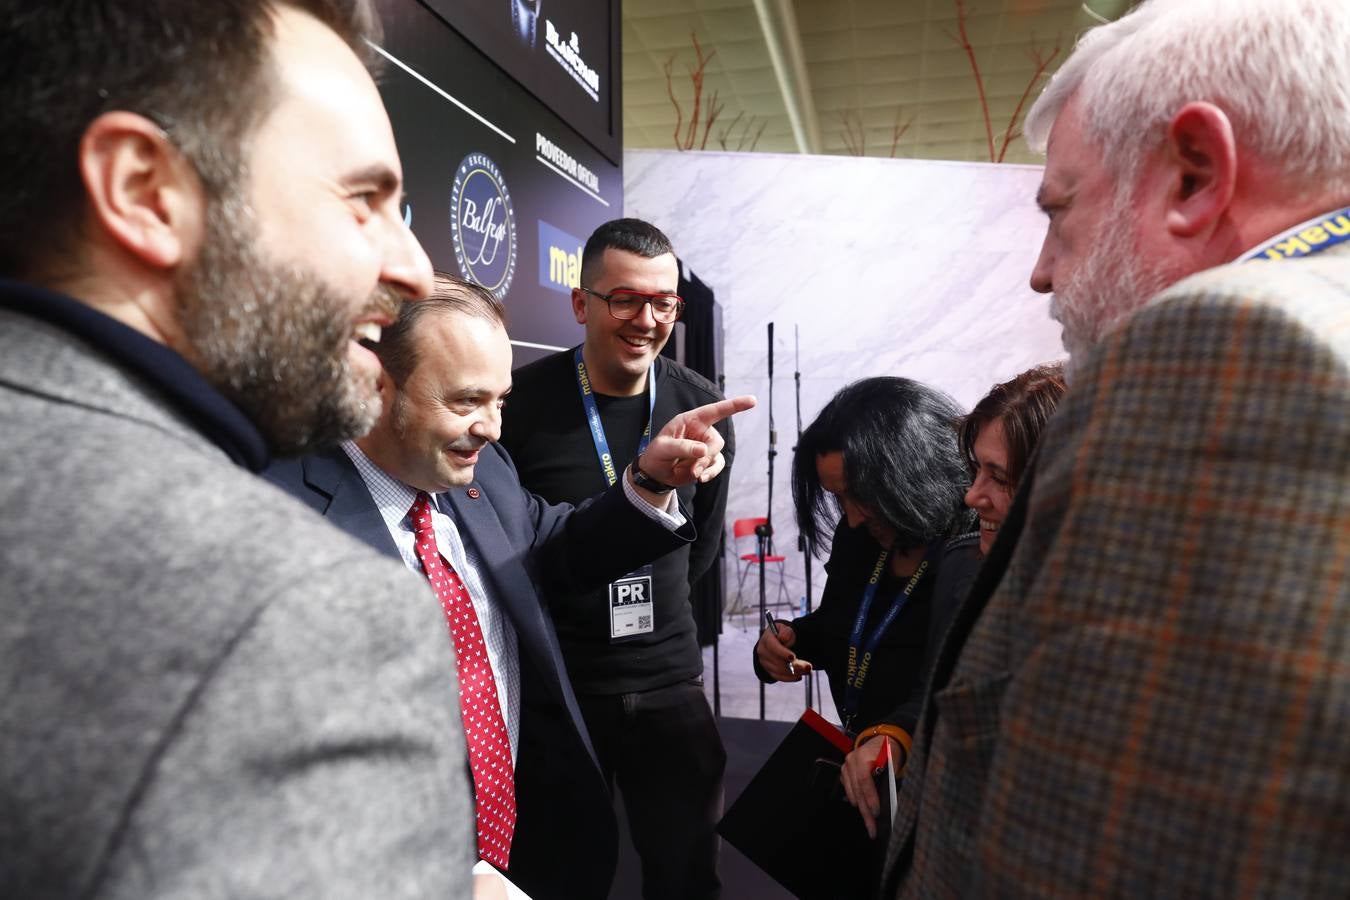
[854,724,912,762]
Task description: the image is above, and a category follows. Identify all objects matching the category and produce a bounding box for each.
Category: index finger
[686,395,757,426]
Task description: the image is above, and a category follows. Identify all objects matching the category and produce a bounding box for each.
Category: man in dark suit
[885,0,1350,896]
[267,273,752,900]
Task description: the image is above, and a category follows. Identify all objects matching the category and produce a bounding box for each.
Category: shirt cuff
[472,860,531,899]
[622,469,687,530]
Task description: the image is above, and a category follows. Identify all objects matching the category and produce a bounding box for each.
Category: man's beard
[176,190,399,457]
[1050,191,1173,383]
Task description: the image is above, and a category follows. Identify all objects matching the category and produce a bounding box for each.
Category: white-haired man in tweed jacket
[886,1,1350,897]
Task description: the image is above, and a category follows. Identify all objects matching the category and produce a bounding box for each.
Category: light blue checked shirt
[340,441,686,764]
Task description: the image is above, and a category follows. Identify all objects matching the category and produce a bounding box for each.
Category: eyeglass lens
[607,289,682,322]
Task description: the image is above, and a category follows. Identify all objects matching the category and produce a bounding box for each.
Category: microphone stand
[757,322,776,720]
[793,325,816,712]
[713,378,725,718]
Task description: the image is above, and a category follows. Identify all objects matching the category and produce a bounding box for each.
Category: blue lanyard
[573,346,655,488]
[842,542,934,732]
[1238,206,1350,263]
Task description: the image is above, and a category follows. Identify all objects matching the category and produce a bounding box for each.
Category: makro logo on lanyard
[450,152,518,299]
[846,551,892,686]
[843,548,930,730]
[1239,207,1350,262]
[573,347,654,488]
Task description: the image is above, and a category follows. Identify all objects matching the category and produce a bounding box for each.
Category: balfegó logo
[450,153,517,299]
[538,220,583,295]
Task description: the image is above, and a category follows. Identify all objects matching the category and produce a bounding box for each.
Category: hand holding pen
[756,612,812,681]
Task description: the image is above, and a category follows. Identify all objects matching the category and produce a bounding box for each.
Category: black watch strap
[630,459,676,494]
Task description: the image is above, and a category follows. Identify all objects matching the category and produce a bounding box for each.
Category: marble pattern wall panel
[625,149,1064,629]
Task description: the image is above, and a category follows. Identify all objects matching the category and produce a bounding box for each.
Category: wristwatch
[629,458,675,494]
[511,0,540,48]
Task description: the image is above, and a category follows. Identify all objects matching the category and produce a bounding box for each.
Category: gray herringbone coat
[885,248,1350,898]
[0,304,475,898]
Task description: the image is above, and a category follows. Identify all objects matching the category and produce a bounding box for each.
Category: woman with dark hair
[961,362,1068,556]
[753,376,980,839]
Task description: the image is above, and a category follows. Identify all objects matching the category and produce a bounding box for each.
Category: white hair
[1025,0,1350,193]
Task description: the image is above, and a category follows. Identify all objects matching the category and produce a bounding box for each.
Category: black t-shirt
[499,349,732,694]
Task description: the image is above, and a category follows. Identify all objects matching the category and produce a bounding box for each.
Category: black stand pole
[793,325,815,712]
[757,322,776,721]
[713,373,726,719]
[712,638,720,718]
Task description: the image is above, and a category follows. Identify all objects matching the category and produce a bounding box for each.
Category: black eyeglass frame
[577,286,685,323]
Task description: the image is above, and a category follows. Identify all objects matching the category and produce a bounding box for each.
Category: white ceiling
[623,0,1137,163]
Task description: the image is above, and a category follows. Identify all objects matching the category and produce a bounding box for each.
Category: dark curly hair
[793,376,973,557]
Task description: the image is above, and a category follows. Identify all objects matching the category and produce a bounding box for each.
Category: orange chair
[730,517,792,615]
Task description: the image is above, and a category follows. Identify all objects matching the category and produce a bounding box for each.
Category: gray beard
[176,190,391,456]
[1050,198,1173,384]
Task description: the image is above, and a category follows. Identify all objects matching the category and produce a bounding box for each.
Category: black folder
[717,709,890,900]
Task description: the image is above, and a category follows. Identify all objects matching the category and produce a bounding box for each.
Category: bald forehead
[411,306,509,358]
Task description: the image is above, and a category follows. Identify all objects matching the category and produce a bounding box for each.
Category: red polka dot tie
[409,492,516,869]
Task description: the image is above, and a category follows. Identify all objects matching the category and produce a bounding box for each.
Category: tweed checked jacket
[884,247,1350,898]
[0,293,475,899]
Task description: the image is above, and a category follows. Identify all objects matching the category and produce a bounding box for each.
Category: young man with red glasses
[501,218,732,899]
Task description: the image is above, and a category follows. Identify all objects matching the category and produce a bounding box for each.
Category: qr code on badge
[638,615,652,630]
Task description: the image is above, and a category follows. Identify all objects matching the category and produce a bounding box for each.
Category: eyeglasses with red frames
[578,287,685,324]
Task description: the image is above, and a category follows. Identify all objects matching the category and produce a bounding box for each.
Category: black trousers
[577,679,726,900]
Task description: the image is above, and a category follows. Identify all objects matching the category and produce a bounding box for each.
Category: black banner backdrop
[374,0,623,364]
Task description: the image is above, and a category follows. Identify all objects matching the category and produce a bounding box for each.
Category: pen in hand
[763,612,797,676]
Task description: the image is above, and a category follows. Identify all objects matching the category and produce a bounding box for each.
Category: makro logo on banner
[538,220,583,294]
[450,152,517,299]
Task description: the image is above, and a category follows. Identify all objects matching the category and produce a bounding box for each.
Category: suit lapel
[442,480,566,701]
[301,448,401,561]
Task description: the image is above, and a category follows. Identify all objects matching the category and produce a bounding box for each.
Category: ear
[1162,102,1237,238]
[374,367,396,404]
[78,111,203,270]
[571,287,588,324]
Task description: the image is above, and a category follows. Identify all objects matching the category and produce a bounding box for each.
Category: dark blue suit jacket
[266,441,694,900]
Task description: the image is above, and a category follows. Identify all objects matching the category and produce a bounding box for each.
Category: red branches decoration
[890,108,916,158]
[946,0,1062,162]
[996,43,1061,161]
[838,107,914,158]
[715,111,767,152]
[839,109,866,157]
[947,0,995,162]
[664,32,729,151]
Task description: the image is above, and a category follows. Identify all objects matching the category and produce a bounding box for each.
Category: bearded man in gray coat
[0,1,475,897]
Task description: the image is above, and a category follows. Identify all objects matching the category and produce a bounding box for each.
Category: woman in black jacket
[753,376,978,838]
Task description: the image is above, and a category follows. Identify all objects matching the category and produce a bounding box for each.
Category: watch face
[633,465,674,493]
